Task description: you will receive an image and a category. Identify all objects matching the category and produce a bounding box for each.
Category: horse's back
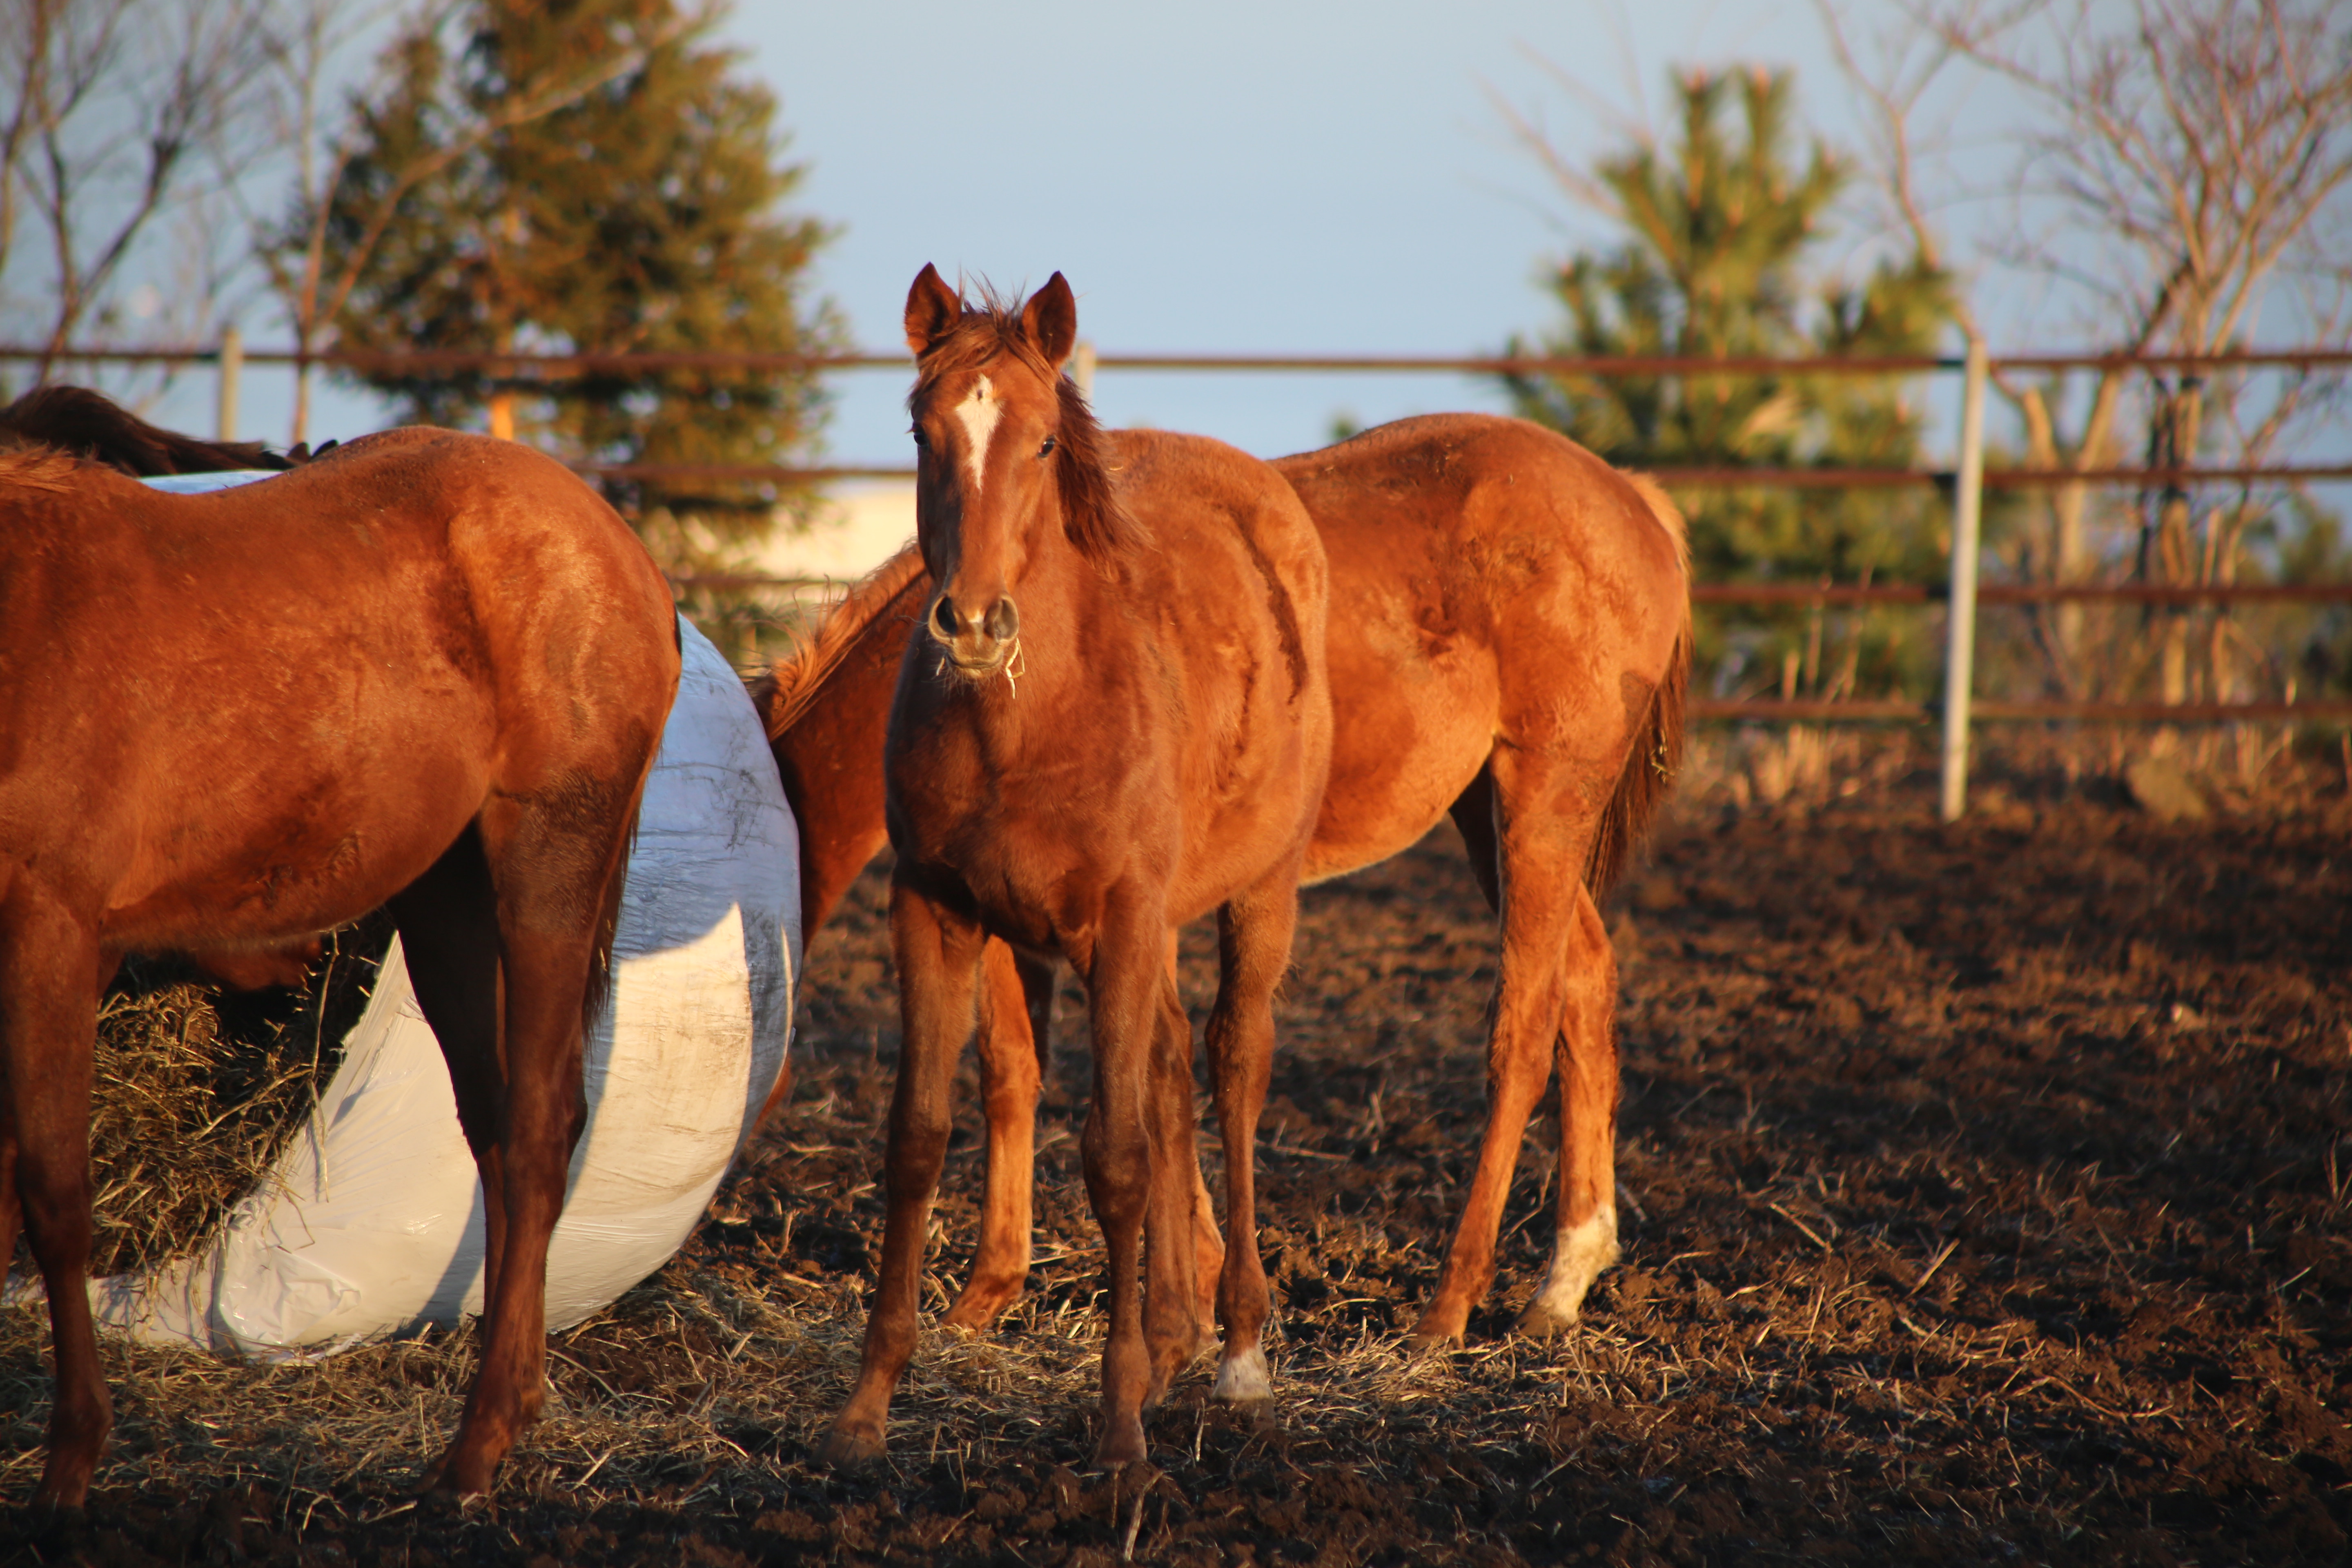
[1278,413,1683,627]
[1275,414,1688,882]
[0,432,676,949]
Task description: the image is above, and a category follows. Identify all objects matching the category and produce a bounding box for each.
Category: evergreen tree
[1503,69,1955,695]
[293,0,835,563]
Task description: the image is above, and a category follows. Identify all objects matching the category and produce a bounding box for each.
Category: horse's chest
[886,720,1173,949]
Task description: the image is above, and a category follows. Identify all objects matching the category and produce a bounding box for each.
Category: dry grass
[5,768,2350,1565]
[81,916,392,1279]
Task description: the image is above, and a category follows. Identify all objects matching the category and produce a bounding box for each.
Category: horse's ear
[904,264,962,354]
[1021,273,1077,370]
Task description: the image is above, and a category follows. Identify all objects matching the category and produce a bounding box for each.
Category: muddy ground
[6,765,2350,1566]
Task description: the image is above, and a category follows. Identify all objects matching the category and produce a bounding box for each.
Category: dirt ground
[6,759,2350,1566]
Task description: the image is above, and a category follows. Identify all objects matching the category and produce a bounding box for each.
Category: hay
[83,913,396,1280]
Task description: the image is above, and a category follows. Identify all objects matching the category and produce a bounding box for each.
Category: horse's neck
[777,575,929,930]
[996,552,1149,703]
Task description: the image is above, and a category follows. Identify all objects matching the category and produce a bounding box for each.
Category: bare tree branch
[0,0,272,379]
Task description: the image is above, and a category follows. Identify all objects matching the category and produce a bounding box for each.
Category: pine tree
[294,0,835,564]
[1503,69,1955,696]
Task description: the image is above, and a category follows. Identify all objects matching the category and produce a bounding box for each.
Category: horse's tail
[0,383,294,475]
[583,614,680,1036]
[1582,476,1693,902]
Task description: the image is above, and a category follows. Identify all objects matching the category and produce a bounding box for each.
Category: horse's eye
[910,426,929,448]
[1038,436,1057,457]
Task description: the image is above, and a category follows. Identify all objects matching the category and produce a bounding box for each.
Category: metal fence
[9,336,2349,818]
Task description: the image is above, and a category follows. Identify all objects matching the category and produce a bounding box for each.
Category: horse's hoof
[940,1283,1021,1333]
[1403,1316,1467,1352]
[1210,1345,1272,1403]
[817,1425,886,1472]
[1515,1300,1580,1340]
[23,1497,90,1533]
[28,1486,91,1519]
[419,1447,497,1498]
[1089,1420,1149,1473]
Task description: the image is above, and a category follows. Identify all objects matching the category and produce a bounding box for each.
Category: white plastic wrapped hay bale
[62,529,798,1355]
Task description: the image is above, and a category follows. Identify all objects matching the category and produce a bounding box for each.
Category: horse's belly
[1307,620,1498,882]
[98,741,492,949]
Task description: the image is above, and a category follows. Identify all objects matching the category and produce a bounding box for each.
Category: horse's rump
[1582,472,1692,901]
[1,433,675,953]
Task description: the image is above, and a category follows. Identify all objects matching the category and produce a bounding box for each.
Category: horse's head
[902,265,1125,680]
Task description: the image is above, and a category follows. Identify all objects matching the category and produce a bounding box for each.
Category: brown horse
[0,428,679,1507]
[0,383,299,473]
[755,412,1689,1347]
[817,269,1332,1472]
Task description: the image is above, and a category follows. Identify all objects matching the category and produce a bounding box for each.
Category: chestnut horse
[818,269,1332,1472]
[755,412,1689,1347]
[0,428,679,1506]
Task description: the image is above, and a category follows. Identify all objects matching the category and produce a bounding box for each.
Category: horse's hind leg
[424,786,638,1497]
[0,885,110,1508]
[1200,871,1298,1403]
[942,939,1043,1332]
[388,828,508,1309]
[1410,743,1606,1346]
[1140,971,1211,1401]
[1518,885,1621,1335]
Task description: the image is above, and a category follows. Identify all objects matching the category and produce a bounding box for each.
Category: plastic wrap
[50,603,798,1356]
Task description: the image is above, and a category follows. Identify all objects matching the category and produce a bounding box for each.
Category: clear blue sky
[717,0,1913,466]
[196,0,1971,461]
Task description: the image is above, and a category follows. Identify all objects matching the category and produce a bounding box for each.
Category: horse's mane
[0,445,82,491]
[749,546,931,742]
[913,288,1133,564]
[0,385,294,477]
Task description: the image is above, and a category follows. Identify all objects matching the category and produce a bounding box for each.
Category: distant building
[753,480,915,602]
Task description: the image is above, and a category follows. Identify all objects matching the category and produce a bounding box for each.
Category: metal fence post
[216,325,243,442]
[1940,336,1990,822]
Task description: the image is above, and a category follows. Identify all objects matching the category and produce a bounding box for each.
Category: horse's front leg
[941,939,1045,1332]
[820,878,986,1467]
[1078,883,1190,1471]
[0,883,110,1510]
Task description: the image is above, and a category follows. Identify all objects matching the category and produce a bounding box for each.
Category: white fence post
[216,326,243,443]
[1939,336,1990,822]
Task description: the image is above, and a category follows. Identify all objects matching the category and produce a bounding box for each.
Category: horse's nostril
[984,596,1020,643]
[931,595,960,640]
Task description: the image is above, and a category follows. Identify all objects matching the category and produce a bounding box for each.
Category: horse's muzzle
[928,590,1020,675]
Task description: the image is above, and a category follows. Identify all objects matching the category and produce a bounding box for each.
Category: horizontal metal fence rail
[1647,463,2352,486]
[1690,698,2352,723]
[16,336,2350,812]
[692,574,2352,608]
[1693,582,2352,605]
[592,461,2352,488]
[10,344,2352,373]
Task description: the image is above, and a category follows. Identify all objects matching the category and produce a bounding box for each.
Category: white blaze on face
[953,374,1000,494]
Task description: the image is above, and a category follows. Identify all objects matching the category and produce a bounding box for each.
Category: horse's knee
[1082,1124,1151,1225]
